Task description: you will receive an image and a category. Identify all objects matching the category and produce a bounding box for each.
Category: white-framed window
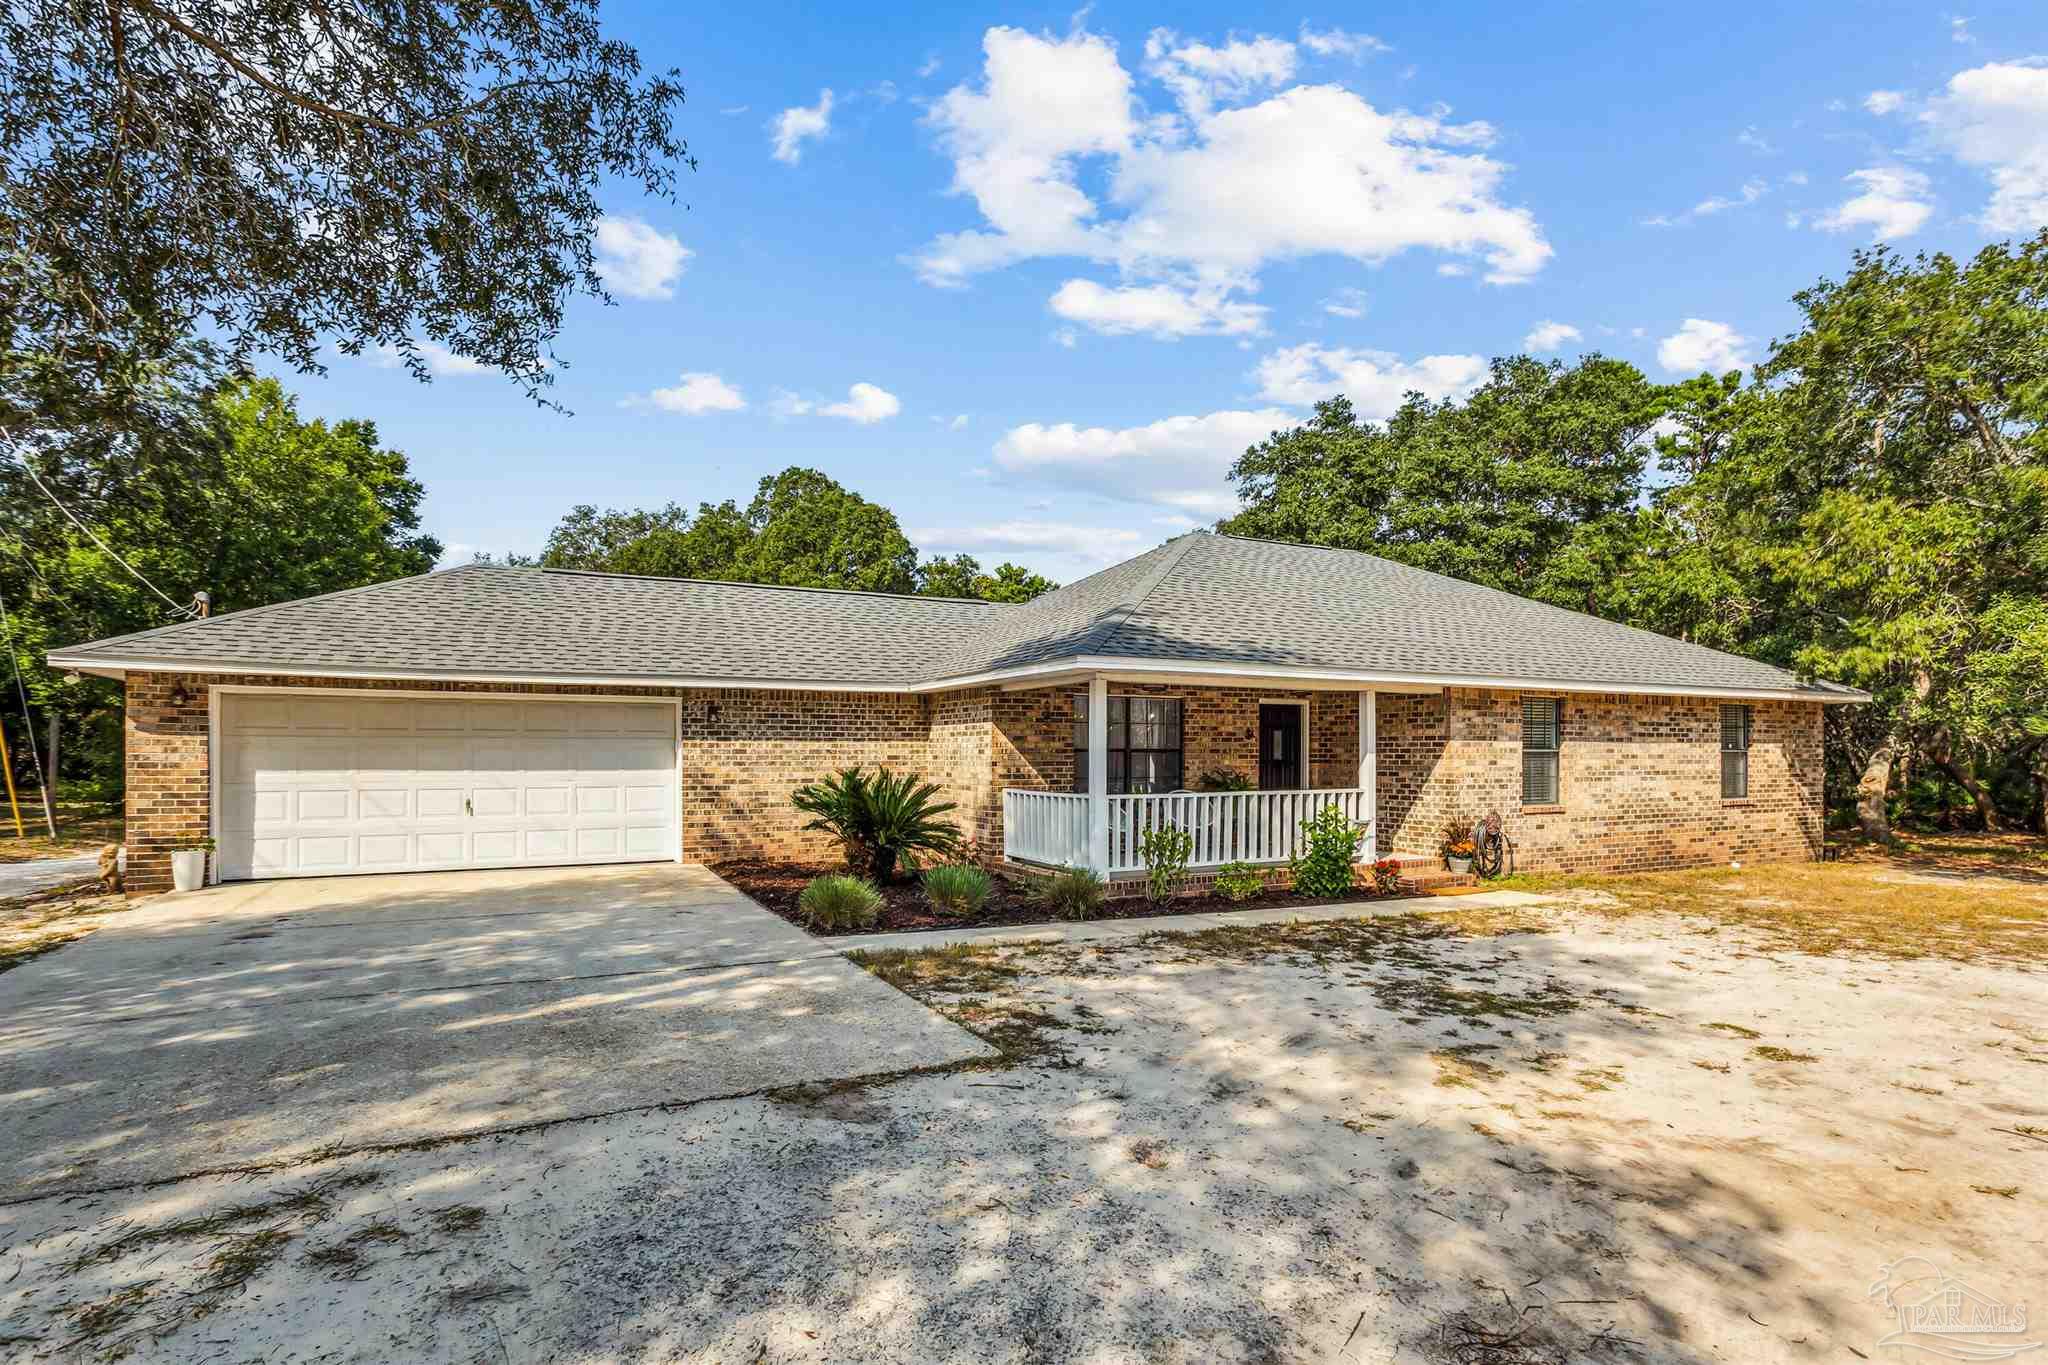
[1522,696,1560,805]
[1721,704,1752,799]
[1073,695,1185,794]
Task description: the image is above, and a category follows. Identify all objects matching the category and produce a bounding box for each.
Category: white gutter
[47,650,1871,704]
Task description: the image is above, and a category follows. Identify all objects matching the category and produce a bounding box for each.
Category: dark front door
[1258,704,1303,790]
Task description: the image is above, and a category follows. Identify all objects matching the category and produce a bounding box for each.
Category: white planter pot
[1447,855,1473,875]
[171,849,208,892]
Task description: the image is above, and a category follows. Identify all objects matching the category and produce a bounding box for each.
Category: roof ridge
[538,565,1008,606]
[48,564,474,656]
[1207,532,1817,685]
[1071,532,1206,659]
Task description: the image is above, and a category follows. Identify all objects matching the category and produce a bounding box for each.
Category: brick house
[49,532,1864,893]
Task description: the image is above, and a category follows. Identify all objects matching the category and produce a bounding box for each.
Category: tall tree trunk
[43,709,58,808]
[1928,728,1999,832]
[1856,742,1897,843]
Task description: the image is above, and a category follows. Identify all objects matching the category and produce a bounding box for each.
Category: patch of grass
[1751,1045,1820,1063]
[847,940,1096,1067]
[0,803,122,864]
[57,1168,381,1353]
[1693,1060,1731,1073]
[1432,1044,1505,1089]
[428,1205,487,1235]
[1972,1184,2020,1198]
[1573,1065,1625,1093]
[1504,833,2048,964]
[1703,1021,1762,1039]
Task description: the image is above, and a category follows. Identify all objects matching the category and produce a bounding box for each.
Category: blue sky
[287,1,2048,582]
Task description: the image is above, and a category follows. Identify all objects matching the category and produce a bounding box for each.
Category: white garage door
[217,692,678,880]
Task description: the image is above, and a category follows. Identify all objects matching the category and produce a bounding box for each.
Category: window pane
[1108,696,1127,749]
[1720,704,1751,753]
[1109,749,1128,794]
[1522,697,1558,751]
[1722,750,1748,800]
[1522,751,1558,805]
[1162,700,1182,748]
[1073,694,1088,750]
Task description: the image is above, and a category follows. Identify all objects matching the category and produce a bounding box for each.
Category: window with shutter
[1522,697,1560,805]
[1720,704,1751,799]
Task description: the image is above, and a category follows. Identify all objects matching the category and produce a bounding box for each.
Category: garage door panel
[218,693,676,880]
[293,788,354,823]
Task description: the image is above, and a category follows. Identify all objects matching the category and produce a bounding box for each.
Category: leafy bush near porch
[922,864,992,916]
[1031,866,1106,921]
[1292,804,1365,898]
[1211,861,1266,902]
[1368,858,1404,895]
[797,875,884,930]
[1138,825,1194,903]
[1196,767,1254,792]
[791,766,962,882]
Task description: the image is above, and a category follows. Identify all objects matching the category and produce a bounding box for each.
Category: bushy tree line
[1225,235,2048,839]
[516,467,1057,603]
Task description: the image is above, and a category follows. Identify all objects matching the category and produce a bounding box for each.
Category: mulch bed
[712,859,1408,938]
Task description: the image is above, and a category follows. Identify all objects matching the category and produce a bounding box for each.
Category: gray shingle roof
[49,533,1860,699]
[948,533,1857,697]
[49,565,1006,686]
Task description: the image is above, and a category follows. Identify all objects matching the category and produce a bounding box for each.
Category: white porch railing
[1002,787,1374,877]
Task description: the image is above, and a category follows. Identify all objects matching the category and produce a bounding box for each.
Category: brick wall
[121,672,1823,892]
[1375,688,1824,873]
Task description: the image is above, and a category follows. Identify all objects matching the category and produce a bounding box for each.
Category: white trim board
[49,653,1872,705]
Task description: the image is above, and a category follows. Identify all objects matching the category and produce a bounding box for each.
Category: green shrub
[1137,824,1194,903]
[797,875,884,931]
[1291,804,1364,899]
[1211,861,1266,902]
[922,863,992,916]
[1031,865,1106,921]
[791,766,962,882]
[1196,767,1254,792]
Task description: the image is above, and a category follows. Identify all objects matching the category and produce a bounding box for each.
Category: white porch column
[1359,689,1378,858]
[1087,673,1110,876]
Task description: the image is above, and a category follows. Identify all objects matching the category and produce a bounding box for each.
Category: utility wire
[6,440,195,619]
[0,583,59,839]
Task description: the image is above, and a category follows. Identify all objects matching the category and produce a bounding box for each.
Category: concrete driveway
[0,864,991,1202]
[0,853,99,899]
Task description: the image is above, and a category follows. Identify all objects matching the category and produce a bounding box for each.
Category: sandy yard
[1,848,2044,1363]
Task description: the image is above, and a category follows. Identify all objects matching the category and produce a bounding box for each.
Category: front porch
[988,673,1416,879]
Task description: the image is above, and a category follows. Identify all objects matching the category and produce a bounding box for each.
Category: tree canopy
[1223,234,2048,838]
[534,467,1059,603]
[1,371,440,785]
[1,0,688,427]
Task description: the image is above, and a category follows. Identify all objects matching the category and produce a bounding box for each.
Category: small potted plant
[1440,815,1476,875]
[171,837,215,892]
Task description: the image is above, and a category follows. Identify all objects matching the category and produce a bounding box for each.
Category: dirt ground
[1,840,2043,1363]
[0,803,122,865]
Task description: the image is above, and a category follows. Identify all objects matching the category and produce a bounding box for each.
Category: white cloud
[911,519,1150,573]
[1951,16,1974,44]
[1816,166,1935,239]
[1049,277,1266,338]
[719,105,750,116]
[1321,287,1368,318]
[1644,178,1768,226]
[1252,343,1487,418]
[1656,319,1750,377]
[1523,320,1581,352]
[1144,29,1297,116]
[822,382,902,424]
[912,25,1549,308]
[1921,62,2048,231]
[1298,25,1390,59]
[993,407,1294,513]
[1737,126,1776,154]
[593,216,691,300]
[633,372,747,415]
[1863,89,1907,116]
[374,340,486,376]
[918,55,942,78]
[771,89,834,164]
[932,412,970,430]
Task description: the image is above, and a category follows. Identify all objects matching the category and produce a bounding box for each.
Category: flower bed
[713,859,1407,938]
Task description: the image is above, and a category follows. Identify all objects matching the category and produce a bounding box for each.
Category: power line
[5,439,196,619]
[0,583,58,839]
